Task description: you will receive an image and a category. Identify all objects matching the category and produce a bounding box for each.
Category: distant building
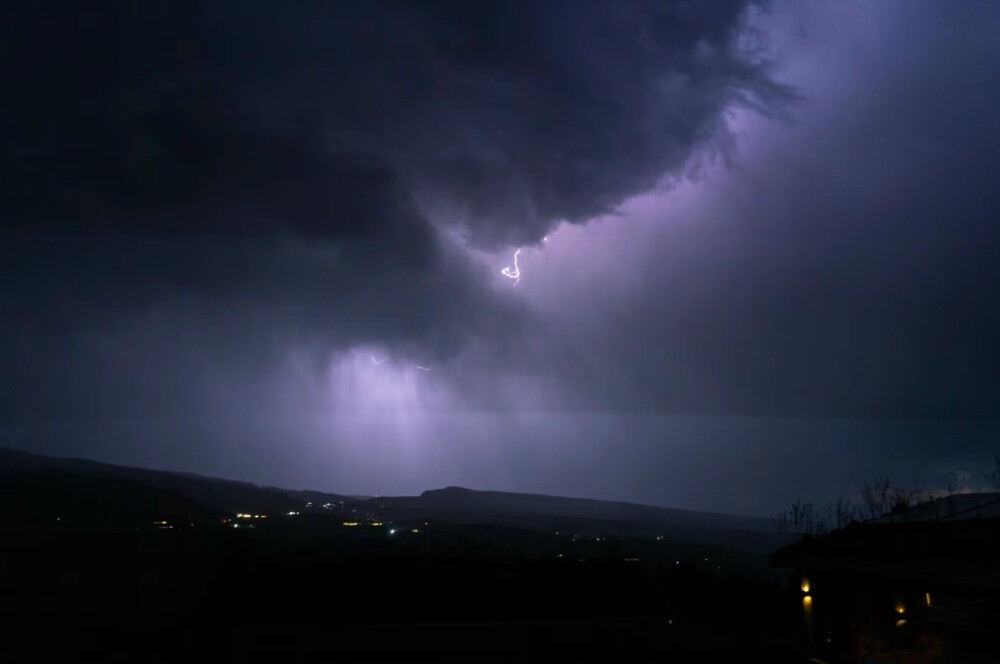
[770,493,1000,663]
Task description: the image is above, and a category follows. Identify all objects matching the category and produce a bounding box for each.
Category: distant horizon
[6,440,995,522]
[0,444,777,520]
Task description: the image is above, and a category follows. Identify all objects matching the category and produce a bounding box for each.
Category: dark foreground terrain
[4,525,802,662]
[0,449,804,661]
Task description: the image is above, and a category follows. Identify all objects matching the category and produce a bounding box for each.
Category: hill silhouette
[0,447,785,552]
[0,447,349,526]
[379,486,783,553]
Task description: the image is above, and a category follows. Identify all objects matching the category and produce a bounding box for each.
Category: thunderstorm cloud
[1,1,997,513]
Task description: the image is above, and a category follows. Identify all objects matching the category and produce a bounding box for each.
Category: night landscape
[2,1,999,662]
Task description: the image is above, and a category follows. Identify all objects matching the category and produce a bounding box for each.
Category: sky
[1,1,998,517]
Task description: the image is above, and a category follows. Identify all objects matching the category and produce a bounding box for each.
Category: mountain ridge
[0,447,785,552]
[417,485,773,528]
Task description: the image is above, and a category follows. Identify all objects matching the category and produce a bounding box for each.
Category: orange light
[925,593,932,607]
[803,595,812,608]
[801,578,810,593]
[895,601,906,615]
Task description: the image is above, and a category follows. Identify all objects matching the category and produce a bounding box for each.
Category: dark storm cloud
[0,0,789,404]
[357,0,796,246]
[2,0,790,240]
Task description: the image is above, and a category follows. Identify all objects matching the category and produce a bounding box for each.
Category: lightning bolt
[416,365,432,372]
[501,248,521,286]
[370,355,389,365]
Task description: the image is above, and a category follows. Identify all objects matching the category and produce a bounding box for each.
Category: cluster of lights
[236,513,267,519]
[341,521,385,527]
[795,574,938,640]
[798,577,932,631]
